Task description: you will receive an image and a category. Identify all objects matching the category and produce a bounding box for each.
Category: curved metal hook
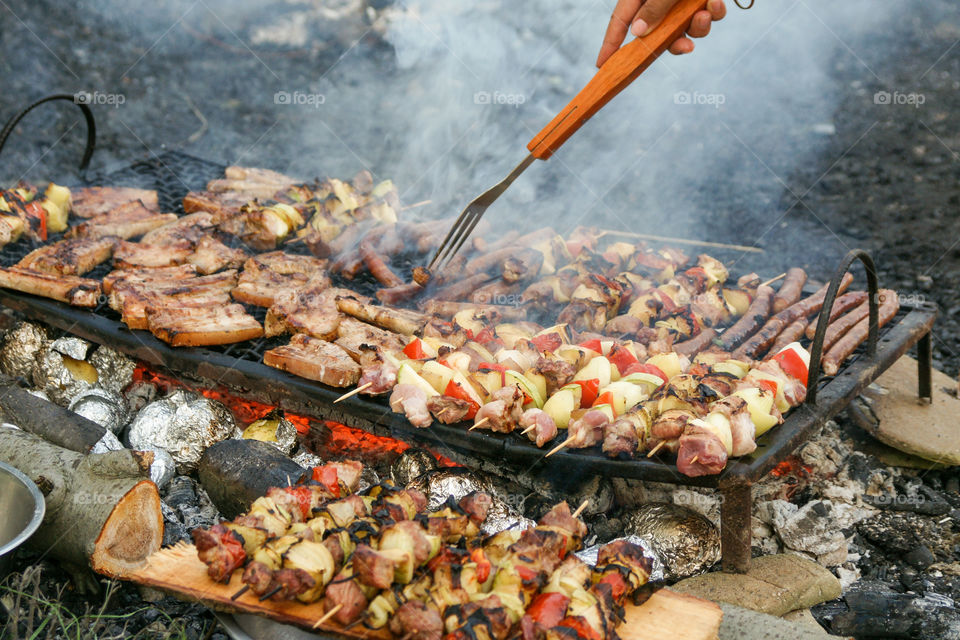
[805,248,879,405]
[734,0,755,8]
[0,93,97,176]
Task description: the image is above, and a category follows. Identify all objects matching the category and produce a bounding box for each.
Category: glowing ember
[131,364,457,466]
[769,455,813,478]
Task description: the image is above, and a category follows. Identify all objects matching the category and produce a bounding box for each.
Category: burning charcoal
[125,381,158,414]
[50,336,93,361]
[161,476,220,545]
[0,321,48,379]
[127,389,236,473]
[409,468,534,535]
[32,347,98,406]
[390,447,438,486]
[576,535,664,582]
[68,387,128,434]
[88,345,136,393]
[621,503,720,581]
[239,408,297,454]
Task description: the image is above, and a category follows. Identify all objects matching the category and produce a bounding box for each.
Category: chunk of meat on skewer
[566,409,610,449]
[676,425,728,477]
[519,408,558,447]
[473,385,525,433]
[389,384,432,428]
[427,395,472,424]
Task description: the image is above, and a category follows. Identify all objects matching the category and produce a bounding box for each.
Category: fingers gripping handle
[527,0,708,160]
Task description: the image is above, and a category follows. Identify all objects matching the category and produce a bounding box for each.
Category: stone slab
[672,554,841,617]
[864,356,960,465]
[719,604,848,640]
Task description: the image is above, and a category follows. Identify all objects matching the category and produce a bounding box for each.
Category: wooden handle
[528,0,708,159]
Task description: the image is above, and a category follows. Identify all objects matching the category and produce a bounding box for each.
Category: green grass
[0,565,205,640]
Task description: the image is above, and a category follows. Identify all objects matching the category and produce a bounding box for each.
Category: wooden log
[0,375,109,453]
[0,429,162,580]
[198,439,307,519]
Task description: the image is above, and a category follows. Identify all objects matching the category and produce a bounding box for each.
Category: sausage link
[822,289,899,375]
[360,240,404,288]
[673,328,718,357]
[804,291,868,339]
[717,285,774,350]
[767,318,809,356]
[772,268,808,313]
[820,300,870,352]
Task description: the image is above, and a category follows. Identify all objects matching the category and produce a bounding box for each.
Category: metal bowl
[0,460,45,575]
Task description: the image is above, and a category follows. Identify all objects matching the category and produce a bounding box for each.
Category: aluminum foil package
[32,349,97,406]
[50,336,93,361]
[68,387,128,433]
[619,502,720,581]
[127,389,236,473]
[410,468,534,535]
[575,535,665,583]
[90,429,124,454]
[0,322,48,379]
[291,447,325,469]
[240,408,297,454]
[142,446,176,489]
[390,448,438,487]
[88,346,136,393]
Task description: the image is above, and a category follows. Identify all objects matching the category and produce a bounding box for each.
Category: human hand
[597,0,726,67]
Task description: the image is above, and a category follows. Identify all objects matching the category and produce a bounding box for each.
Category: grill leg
[918,331,932,402]
[720,481,752,573]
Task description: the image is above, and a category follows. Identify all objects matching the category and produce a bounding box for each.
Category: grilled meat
[16,237,116,276]
[110,270,239,330]
[71,187,158,218]
[0,267,100,307]
[263,284,348,340]
[264,334,361,387]
[147,303,263,346]
[102,264,199,294]
[390,384,432,428]
[234,251,329,308]
[66,200,177,240]
[186,236,248,275]
[113,238,194,269]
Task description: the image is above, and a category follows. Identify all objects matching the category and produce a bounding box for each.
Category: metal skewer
[230,585,250,600]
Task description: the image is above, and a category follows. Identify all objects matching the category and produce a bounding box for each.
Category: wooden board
[124,543,722,639]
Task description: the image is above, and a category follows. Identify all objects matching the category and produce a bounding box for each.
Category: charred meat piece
[359,239,403,288]
[182,190,251,219]
[426,395,471,424]
[336,295,427,336]
[140,211,217,246]
[110,270,239,329]
[534,357,576,395]
[263,285,348,340]
[602,418,639,458]
[376,281,423,305]
[113,238,194,269]
[335,316,407,359]
[147,303,263,347]
[186,236,248,275]
[16,237,116,276]
[66,200,177,240]
[0,267,100,307]
[264,334,361,387]
[234,250,330,306]
[102,264,198,294]
[389,601,444,640]
[192,524,245,583]
[71,187,158,218]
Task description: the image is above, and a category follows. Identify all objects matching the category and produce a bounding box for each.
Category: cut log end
[91,480,164,577]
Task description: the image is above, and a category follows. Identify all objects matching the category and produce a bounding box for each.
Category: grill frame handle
[805,248,880,404]
[0,93,97,176]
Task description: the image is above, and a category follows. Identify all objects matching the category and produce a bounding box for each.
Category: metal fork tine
[428,208,472,270]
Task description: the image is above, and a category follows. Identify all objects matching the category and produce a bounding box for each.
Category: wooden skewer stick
[545,436,576,458]
[313,604,343,629]
[259,584,283,601]
[646,440,666,458]
[520,424,536,435]
[469,417,490,431]
[334,382,373,403]
[401,199,432,211]
[571,499,590,518]
[689,455,699,465]
[598,229,765,254]
[760,273,787,287]
[230,585,250,601]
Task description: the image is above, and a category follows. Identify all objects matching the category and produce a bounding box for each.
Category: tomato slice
[444,380,480,419]
[622,362,669,385]
[773,348,808,385]
[608,344,638,375]
[526,593,570,628]
[530,333,562,353]
[403,338,425,359]
[573,379,600,407]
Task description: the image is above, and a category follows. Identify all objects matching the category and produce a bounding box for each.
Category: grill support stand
[918,332,932,402]
[719,479,753,573]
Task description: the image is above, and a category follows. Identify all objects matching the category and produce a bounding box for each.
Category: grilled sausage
[376,281,423,305]
[767,318,808,356]
[430,272,494,302]
[772,268,807,313]
[360,240,403,288]
[717,285,774,350]
[822,289,899,375]
[804,291,868,339]
[821,300,870,352]
[733,273,853,360]
[673,328,718,357]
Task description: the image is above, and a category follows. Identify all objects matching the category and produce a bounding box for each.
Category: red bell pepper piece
[556,617,602,640]
[578,338,603,354]
[474,327,496,344]
[515,565,539,584]
[444,380,480,420]
[593,391,617,415]
[284,485,314,520]
[311,464,341,498]
[24,201,46,241]
[470,548,491,583]
[526,593,570,628]
[622,362,669,385]
[530,333,562,353]
[573,379,600,407]
[597,571,629,600]
[403,338,426,359]
[607,344,638,375]
[772,348,808,385]
[757,378,779,396]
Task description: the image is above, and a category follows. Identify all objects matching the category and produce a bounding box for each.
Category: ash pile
[1,317,958,639]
